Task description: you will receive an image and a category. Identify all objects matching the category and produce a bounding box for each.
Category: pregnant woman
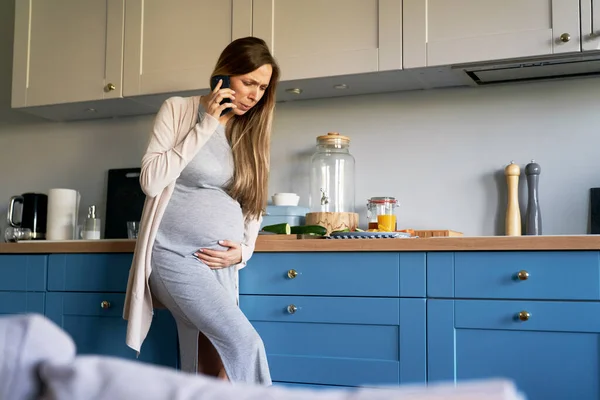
[123,36,280,385]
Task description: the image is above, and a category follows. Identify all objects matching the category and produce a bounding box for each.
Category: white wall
[1,0,599,236]
[269,80,600,235]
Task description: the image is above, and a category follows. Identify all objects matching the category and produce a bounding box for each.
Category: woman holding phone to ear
[123,36,280,385]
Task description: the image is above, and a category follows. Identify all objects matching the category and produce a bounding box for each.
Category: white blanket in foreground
[0,314,527,400]
[41,356,527,400]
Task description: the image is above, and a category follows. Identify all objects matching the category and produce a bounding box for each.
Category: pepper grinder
[505,161,521,236]
[525,159,542,235]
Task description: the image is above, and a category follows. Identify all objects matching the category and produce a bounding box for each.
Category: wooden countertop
[1,235,600,254]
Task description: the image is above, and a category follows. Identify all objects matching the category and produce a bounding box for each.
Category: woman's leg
[166,296,228,378]
[149,252,271,384]
[197,330,227,379]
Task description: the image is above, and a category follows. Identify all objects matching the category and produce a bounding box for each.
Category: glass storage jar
[309,132,355,213]
[367,197,399,231]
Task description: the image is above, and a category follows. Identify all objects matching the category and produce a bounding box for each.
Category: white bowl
[272,193,300,206]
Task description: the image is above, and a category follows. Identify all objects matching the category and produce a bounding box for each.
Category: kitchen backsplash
[1,2,599,237]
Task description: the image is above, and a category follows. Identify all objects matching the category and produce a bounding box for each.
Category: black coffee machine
[7,193,48,239]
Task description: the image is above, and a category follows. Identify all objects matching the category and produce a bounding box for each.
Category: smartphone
[210,75,232,116]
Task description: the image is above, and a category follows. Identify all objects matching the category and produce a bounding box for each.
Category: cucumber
[332,227,365,234]
[290,225,327,236]
[262,223,291,234]
[331,228,350,234]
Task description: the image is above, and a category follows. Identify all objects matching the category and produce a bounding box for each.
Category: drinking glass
[126,221,140,239]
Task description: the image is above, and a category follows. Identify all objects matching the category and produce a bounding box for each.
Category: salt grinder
[505,161,521,236]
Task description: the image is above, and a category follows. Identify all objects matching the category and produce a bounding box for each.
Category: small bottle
[82,205,101,240]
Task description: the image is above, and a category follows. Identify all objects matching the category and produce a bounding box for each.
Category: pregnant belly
[155,189,245,254]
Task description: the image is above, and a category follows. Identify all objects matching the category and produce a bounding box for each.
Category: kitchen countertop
[1,235,600,254]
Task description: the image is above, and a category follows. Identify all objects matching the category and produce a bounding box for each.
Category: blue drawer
[240,252,425,297]
[48,254,132,292]
[428,251,600,300]
[0,255,47,292]
[240,295,426,387]
[454,299,600,332]
[241,294,401,324]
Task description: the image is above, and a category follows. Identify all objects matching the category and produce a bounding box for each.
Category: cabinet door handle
[517,311,530,321]
[287,269,298,279]
[104,83,116,92]
[559,33,571,42]
[287,304,298,314]
[100,300,111,309]
[516,270,529,280]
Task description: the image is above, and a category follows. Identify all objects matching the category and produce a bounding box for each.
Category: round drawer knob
[517,270,529,280]
[105,83,116,92]
[287,269,298,279]
[560,33,571,43]
[287,304,298,314]
[100,300,111,309]
[518,311,530,321]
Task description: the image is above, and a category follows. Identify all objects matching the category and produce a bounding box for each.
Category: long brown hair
[210,37,280,220]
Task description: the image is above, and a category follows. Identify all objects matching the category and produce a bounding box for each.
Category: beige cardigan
[123,95,262,354]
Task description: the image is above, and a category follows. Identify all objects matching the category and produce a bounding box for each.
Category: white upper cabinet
[581,0,600,51]
[123,0,252,97]
[11,1,600,119]
[11,0,124,108]
[252,0,402,81]
[403,0,581,68]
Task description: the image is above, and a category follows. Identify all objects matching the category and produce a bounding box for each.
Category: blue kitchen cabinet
[0,292,45,315]
[240,252,427,388]
[427,251,600,400]
[428,299,600,400]
[241,295,426,388]
[0,254,47,292]
[4,246,600,396]
[47,253,132,292]
[45,292,178,368]
[46,254,178,369]
[0,255,46,316]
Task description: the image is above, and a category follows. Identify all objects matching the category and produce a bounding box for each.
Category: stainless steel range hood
[455,52,600,85]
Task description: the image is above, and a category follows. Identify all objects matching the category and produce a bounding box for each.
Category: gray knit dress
[148,115,271,385]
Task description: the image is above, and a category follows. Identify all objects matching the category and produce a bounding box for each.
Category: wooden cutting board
[413,229,463,238]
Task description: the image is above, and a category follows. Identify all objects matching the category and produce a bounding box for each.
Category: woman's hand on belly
[194,240,242,269]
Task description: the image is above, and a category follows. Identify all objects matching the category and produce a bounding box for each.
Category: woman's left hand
[195,241,242,269]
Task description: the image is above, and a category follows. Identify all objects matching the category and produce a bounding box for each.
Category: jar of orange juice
[366,197,399,231]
